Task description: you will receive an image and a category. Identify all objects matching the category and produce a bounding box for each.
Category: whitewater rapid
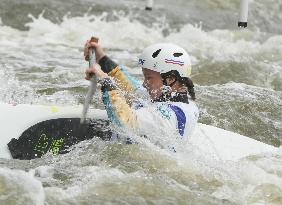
[0,0,282,204]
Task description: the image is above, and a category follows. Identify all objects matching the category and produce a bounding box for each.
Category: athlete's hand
[85,65,108,80]
[84,39,106,63]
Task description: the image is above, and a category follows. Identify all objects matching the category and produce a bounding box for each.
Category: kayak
[0,103,278,161]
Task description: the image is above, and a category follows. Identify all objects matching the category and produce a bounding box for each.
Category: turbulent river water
[0,0,282,204]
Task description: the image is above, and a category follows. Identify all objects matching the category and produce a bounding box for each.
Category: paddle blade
[8,118,112,160]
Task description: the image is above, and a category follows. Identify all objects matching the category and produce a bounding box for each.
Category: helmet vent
[152,49,162,58]
[173,53,183,57]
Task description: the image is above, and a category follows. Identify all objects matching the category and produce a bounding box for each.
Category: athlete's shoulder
[169,100,198,111]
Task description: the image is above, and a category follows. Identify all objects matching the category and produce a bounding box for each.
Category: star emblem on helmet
[138,59,146,65]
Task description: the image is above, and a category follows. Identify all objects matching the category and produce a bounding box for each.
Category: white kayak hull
[0,103,278,160]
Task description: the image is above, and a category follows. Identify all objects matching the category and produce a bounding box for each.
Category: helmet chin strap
[153,75,189,103]
[162,76,177,91]
[156,77,177,101]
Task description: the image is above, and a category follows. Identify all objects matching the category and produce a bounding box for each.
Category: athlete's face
[142,68,163,100]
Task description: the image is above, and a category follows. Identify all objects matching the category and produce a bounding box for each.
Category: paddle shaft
[81,38,98,123]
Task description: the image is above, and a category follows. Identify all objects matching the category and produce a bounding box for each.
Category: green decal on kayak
[34,134,64,155]
[34,134,49,154]
[50,138,64,155]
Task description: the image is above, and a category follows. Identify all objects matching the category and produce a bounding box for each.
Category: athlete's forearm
[101,78,137,130]
[98,55,118,74]
[99,56,141,100]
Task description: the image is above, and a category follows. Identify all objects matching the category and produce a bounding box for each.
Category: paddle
[81,37,99,123]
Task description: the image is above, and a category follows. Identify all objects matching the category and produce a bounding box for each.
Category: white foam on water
[0,12,281,101]
[3,12,280,62]
[24,11,164,50]
[0,64,38,104]
[166,24,282,63]
[33,138,281,204]
[40,163,134,203]
[34,166,54,179]
[0,133,279,204]
[0,19,26,50]
[160,139,282,204]
[261,35,282,63]
[0,168,45,205]
[0,12,164,105]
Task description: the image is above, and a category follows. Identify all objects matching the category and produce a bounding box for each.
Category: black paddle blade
[8,118,112,160]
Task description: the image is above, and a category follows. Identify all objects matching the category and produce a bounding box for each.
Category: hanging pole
[238,0,249,28]
[145,0,153,11]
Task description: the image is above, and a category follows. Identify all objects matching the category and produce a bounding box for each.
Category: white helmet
[138,43,192,78]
